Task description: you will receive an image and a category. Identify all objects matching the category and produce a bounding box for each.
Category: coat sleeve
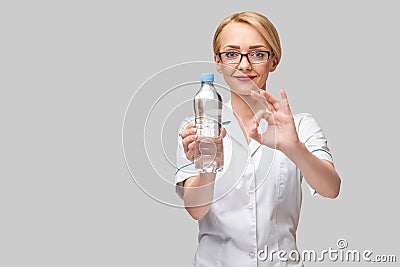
[296,113,334,196]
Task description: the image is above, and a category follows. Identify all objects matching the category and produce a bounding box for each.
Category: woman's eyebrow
[249,45,268,49]
[222,45,241,49]
[221,44,269,50]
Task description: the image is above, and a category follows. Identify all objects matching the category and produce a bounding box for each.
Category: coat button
[247,204,254,211]
[249,252,255,259]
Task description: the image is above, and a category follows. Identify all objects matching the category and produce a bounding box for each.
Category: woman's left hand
[249,88,301,155]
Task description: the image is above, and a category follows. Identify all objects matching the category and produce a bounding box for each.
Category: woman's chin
[230,86,259,97]
[225,78,261,96]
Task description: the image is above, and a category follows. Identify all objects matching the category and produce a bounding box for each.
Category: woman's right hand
[180,123,227,162]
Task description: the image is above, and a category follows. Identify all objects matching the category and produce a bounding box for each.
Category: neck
[231,92,265,124]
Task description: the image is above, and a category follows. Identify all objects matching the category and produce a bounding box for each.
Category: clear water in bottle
[194,73,223,173]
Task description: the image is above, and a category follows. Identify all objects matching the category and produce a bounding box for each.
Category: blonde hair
[213,11,282,64]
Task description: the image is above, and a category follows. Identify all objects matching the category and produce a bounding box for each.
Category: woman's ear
[214,54,223,74]
[268,57,279,73]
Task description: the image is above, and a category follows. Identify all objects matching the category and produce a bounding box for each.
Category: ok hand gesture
[249,88,300,156]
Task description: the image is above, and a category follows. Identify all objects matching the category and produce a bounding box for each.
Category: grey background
[1,0,399,266]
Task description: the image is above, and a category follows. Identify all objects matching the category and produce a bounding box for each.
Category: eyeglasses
[218,50,273,65]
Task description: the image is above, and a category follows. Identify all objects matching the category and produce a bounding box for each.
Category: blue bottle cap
[200,73,214,82]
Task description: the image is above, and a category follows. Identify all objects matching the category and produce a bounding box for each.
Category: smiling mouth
[233,75,256,81]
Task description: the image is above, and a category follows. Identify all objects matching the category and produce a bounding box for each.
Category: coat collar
[221,101,262,156]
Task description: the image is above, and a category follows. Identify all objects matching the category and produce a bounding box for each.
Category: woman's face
[214,22,278,95]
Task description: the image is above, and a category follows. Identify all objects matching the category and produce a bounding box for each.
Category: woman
[175,11,341,267]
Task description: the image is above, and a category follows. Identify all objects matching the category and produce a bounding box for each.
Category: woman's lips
[234,75,256,82]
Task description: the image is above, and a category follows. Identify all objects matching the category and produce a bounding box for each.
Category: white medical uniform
[175,101,333,267]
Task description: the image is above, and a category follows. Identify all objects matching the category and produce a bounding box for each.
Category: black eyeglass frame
[217,50,274,65]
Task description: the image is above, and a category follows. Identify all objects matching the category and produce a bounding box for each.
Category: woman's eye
[225,52,239,58]
[252,51,266,58]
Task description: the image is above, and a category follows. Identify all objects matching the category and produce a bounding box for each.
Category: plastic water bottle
[194,73,223,173]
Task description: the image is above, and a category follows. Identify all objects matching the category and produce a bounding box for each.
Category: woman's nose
[238,54,252,71]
